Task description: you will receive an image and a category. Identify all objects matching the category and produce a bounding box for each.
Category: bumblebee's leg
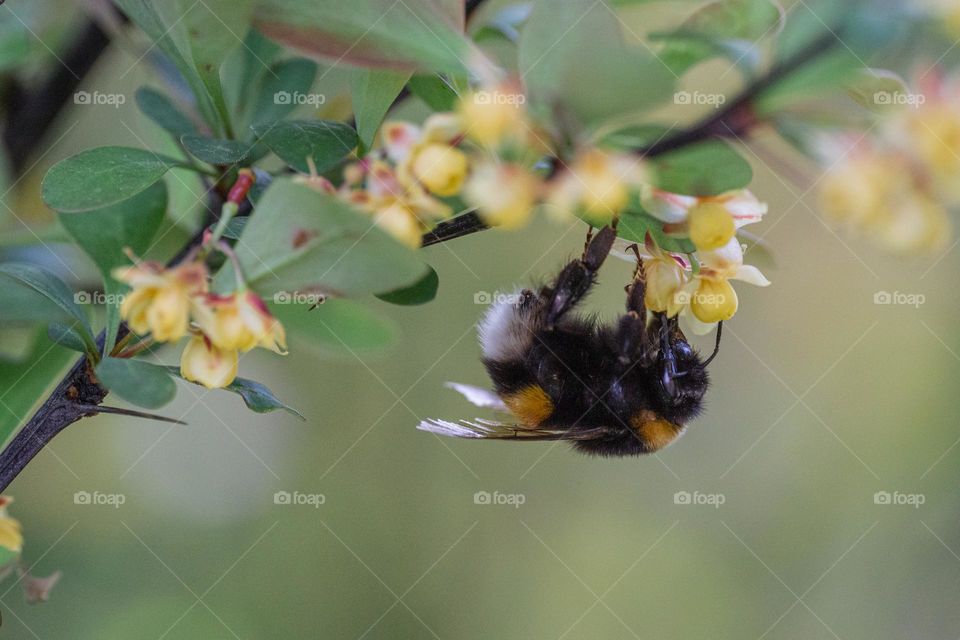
[545,226,615,328]
[613,244,653,365]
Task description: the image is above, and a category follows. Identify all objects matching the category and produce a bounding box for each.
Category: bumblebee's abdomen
[501,385,554,427]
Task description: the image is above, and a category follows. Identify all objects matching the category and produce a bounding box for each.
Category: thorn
[75,405,187,425]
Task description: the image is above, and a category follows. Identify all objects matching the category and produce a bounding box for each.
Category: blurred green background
[3,1,960,639]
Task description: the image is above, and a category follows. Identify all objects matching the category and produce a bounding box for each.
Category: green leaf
[351,69,412,153]
[651,140,753,196]
[519,0,675,129]
[845,68,909,112]
[248,58,318,129]
[171,0,255,137]
[0,264,94,350]
[252,120,358,173]
[136,87,198,139]
[654,0,785,75]
[222,377,304,418]
[0,331,75,447]
[407,74,459,112]
[181,135,251,165]
[375,266,439,306]
[47,323,90,354]
[164,365,302,417]
[618,209,696,254]
[58,182,168,354]
[269,299,396,351]
[95,357,177,410]
[216,178,428,296]
[113,0,222,132]
[252,0,472,74]
[221,217,249,240]
[42,147,181,213]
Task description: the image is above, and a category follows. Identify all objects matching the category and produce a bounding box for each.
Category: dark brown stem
[418,28,843,247]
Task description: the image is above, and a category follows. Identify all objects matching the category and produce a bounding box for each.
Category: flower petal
[733,265,771,287]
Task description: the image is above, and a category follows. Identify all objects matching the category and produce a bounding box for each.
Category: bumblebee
[418,226,721,456]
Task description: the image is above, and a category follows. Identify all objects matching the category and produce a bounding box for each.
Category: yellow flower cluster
[114,259,286,389]
[299,83,547,245]
[818,72,958,254]
[635,189,770,332]
[0,496,22,556]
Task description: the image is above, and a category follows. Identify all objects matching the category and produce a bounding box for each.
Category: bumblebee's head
[652,321,715,424]
[655,338,708,421]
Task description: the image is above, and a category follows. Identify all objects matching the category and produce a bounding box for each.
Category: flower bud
[464,162,540,229]
[374,203,423,248]
[688,201,736,250]
[180,334,238,389]
[458,88,526,147]
[690,278,738,323]
[410,144,469,197]
[644,255,687,315]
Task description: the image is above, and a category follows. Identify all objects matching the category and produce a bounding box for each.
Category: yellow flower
[548,149,648,226]
[642,245,689,317]
[457,86,528,147]
[113,261,208,342]
[818,152,910,227]
[410,144,469,197]
[374,202,424,249]
[642,188,767,245]
[688,202,736,250]
[690,277,738,324]
[464,161,540,229]
[676,238,770,333]
[195,291,287,354]
[0,496,22,555]
[180,334,238,389]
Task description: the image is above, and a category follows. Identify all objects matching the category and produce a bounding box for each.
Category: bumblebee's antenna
[701,321,723,367]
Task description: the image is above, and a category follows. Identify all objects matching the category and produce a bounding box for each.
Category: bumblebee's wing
[418,418,613,441]
[444,382,508,412]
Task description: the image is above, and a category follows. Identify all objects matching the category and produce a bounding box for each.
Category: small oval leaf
[375,266,439,306]
[95,357,177,410]
[251,120,358,173]
[181,135,252,165]
[42,146,182,212]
